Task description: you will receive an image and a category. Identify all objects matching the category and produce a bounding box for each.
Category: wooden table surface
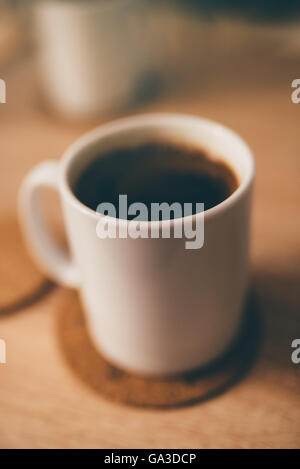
[0,55,300,449]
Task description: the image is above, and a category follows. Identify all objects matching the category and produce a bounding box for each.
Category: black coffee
[74,142,238,220]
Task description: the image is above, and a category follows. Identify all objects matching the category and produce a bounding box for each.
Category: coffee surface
[74,142,238,219]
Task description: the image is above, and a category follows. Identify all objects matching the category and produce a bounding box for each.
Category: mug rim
[59,112,255,228]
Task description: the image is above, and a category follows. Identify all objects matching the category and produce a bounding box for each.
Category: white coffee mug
[19,113,255,376]
[34,0,152,118]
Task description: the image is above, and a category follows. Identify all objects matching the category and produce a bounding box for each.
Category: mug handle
[18,161,80,288]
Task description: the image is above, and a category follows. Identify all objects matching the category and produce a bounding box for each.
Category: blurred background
[1,0,300,118]
[0,0,300,449]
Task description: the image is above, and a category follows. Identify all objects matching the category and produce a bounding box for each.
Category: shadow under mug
[18,113,255,376]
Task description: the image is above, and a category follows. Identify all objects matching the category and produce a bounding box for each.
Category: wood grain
[0,55,299,449]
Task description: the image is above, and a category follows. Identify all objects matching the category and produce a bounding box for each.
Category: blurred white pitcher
[19,113,254,376]
[34,0,151,118]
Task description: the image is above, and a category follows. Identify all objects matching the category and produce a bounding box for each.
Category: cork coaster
[0,218,51,313]
[56,289,262,408]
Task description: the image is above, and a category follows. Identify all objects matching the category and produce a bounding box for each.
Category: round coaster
[56,290,262,408]
[0,217,51,313]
